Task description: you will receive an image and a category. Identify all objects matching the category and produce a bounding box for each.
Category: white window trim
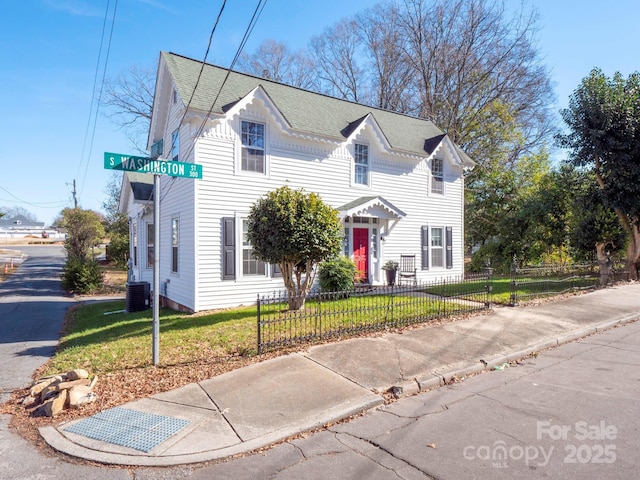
[352,142,371,188]
[171,128,179,161]
[146,222,154,269]
[431,157,444,195]
[239,217,268,278]
[171,216,179,275]
[236,119,269,178]
[430,226,445,269]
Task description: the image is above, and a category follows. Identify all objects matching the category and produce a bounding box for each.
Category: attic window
[431,158,444,194]
[172,88,178,104]
[354,144,369,186]
[241,121,265,174]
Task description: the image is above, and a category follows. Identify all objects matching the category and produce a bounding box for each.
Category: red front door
[353,228,369,283]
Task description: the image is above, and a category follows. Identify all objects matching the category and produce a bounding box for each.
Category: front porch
[338,196,406,285]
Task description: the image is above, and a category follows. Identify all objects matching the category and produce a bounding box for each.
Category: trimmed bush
[62,258,104,294]
[318,256,357,293]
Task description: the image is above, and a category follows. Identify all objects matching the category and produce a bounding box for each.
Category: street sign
[105,151,203,365]
[104,152,203,179]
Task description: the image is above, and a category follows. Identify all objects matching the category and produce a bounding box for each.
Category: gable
[158,52,475,166]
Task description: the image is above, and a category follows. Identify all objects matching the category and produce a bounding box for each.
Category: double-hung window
[171,218,179,273]
[431,158,443,194]
[241,121,265,174]
[242,220,266,275]
[431,227,444,268]
[146,223,154,268]
[354,143,369,186]
[171,129,179,160]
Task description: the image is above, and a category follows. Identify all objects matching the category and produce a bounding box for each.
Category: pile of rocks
[25,369,98,417]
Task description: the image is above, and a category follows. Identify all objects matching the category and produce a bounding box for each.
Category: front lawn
[44,301,258,375]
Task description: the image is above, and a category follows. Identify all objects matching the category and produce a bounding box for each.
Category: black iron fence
[509,263,600,306]
[257,273,491,354]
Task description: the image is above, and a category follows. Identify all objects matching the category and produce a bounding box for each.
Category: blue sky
[0,0,638,225]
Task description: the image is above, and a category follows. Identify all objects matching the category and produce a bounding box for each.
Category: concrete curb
[40,393,384,467]
[394,313,640,400]
[39,312,640,467]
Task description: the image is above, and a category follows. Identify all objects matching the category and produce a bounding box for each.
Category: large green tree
[569,171,625,281]
[102,172,129,268]
[59,208,105,262]
[558,68,640,279]
[247,186,342,310]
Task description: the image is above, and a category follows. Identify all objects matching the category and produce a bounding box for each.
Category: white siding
[139,67,469,312]
[188,102,466,311]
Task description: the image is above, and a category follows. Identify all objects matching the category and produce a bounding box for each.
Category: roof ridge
[164,51,438,127]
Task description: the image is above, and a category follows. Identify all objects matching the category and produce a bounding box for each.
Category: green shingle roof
[162,52,474,165]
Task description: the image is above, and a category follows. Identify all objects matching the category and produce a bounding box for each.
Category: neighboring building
[0,215,48,238]
[120,52,475,312]
[0,215,44,230]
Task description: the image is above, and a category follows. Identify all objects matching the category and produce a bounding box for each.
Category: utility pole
[68,179,78,209]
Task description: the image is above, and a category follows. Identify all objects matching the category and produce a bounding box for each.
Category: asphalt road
[0,245,73,404]
[0,247,638,479]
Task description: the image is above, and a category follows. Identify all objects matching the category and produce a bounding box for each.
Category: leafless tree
[237,39,319,91]
[355,3,415,113]
[398,0,554,154]
[310,18,365,103]
[101,64,155,153]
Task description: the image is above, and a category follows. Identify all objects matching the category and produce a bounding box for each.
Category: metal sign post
[104,151,203,367]
[153,173,160,366]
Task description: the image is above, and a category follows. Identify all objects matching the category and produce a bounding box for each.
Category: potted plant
[382,260,399,286]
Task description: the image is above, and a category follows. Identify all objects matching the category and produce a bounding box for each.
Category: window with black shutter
[446,226,453,269]
[222,217,235,280]
[421,225,429,270]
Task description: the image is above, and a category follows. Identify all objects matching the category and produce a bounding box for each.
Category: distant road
[0,245,72,403]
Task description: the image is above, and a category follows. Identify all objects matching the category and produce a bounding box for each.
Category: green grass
[45,301,258,375]
[47,289,489,373]
[424,274,599,305]
[258,292,484,351]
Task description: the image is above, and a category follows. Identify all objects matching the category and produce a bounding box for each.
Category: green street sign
[104,152,203,179]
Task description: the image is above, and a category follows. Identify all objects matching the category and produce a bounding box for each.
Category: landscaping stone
[66,369,89,381]
[43,390,67,418]
[26,369,98,417]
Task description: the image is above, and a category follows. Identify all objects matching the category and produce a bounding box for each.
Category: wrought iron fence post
[256,294,262,355]
[483,258,493,308]
[510,255,519,306]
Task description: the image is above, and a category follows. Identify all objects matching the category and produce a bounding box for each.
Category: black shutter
[445,226,453,269]
[421,225,429,270]
[222,217,235,280]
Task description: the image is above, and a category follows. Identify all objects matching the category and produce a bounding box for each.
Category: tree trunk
[596,243,612,286]
[288,295,306,311]
[626,223,640,281]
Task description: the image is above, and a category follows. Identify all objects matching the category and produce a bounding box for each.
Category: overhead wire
[147,0,229,205]
[79,0,119,201]
[76,0,111,183]
[158,0,269,203]
[0,185,68,209]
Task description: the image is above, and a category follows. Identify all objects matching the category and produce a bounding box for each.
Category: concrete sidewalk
[40,283,640,467]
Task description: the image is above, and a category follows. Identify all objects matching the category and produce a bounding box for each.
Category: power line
[0,185,68,209]
[179,0,269,167]
[78,0,119,201]
[76,0,112,183]
[154,0,230,205]
[160,0,269,204]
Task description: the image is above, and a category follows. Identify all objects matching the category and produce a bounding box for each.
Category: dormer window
[431,158,444,194]
[171,129,179,160]
[241,121,265,174]
[354,143,369,186]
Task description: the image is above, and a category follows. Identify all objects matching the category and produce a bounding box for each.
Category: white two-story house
[119,52,475,313]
